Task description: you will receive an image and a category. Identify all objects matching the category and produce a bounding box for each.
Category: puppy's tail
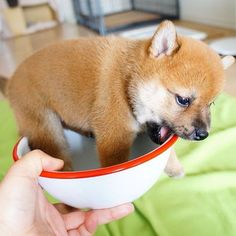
[0,75,8,96]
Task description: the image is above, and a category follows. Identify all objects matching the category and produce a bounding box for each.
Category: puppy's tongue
[160,126,171,143]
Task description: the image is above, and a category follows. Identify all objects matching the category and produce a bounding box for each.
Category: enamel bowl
[13,130,177,209]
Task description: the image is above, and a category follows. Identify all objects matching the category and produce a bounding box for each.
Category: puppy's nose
[194,128,208,140]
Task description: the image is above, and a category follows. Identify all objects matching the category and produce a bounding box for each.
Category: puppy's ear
[149,21,179,58]
[221,56,235,70]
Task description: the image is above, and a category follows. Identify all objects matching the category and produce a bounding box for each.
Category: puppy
[5,21,234,174]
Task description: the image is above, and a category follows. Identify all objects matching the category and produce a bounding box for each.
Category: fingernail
[120,203,135,214]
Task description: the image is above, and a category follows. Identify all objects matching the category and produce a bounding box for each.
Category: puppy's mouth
[146,122,173,145]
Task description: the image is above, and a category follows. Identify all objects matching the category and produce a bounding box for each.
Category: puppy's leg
[16,109,72,171]
[95,128,135,167]
[164,149,185,178]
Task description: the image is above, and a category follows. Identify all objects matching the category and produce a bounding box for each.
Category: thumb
[8,150,64,179]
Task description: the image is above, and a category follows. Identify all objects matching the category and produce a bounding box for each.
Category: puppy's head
[130,21,235,144]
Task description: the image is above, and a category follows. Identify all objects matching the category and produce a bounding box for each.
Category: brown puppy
[6,21,234,173]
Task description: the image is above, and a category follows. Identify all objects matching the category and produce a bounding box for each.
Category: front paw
[165,167,185,179]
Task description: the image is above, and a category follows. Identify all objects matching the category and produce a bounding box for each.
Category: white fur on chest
[128,110,142,133]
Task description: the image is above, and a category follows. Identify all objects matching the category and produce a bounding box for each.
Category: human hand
[0,150,134,235]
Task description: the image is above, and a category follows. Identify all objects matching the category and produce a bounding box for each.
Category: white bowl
[13,130,177,209]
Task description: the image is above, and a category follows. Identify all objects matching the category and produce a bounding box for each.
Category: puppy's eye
[175,95,191,107]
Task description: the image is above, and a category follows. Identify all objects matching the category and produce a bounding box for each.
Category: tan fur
[129,36,225,136]
[0,75,8,96]
[6,21,228,171]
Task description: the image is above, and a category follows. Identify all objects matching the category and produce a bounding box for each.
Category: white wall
[55,0,76,23]
[80,0,131,16]
[180,0,236,29]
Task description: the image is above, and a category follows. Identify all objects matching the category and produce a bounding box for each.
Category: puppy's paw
[164,150,185,179]
[164,167,185,179]
[170,170,185,179]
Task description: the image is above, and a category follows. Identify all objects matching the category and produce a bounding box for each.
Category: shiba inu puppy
[3,21,235,175]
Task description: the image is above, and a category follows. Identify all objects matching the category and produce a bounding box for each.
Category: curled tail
[0,75,8,96]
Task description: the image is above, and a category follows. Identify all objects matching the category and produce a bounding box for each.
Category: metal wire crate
[73,0,179,35]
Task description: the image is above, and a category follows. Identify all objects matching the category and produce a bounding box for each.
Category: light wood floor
[0,20,235,98]
[105,10,160,28]
[0,24,96,79]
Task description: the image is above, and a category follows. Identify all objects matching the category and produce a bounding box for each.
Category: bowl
[13,130,178,209]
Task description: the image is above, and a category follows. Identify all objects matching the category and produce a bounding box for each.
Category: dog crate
[72,0,179,35]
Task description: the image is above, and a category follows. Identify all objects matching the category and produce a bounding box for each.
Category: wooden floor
[0,24,96,79]
[105,10,160,28]
[0,20,235,98]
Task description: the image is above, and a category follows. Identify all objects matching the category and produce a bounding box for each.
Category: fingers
[84,203,134,234]
[64,203,134,235]
[68,230,80,236]
[54,203,77,214]
[89,203,134,226]
[8,150,64,179]
[63,211,86,231]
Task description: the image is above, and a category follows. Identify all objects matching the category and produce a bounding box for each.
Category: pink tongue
[160,126,169,141]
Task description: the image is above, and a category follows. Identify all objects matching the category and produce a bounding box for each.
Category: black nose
[194,128,209,141]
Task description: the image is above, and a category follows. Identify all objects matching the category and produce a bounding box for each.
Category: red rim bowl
[13,135,178,179]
